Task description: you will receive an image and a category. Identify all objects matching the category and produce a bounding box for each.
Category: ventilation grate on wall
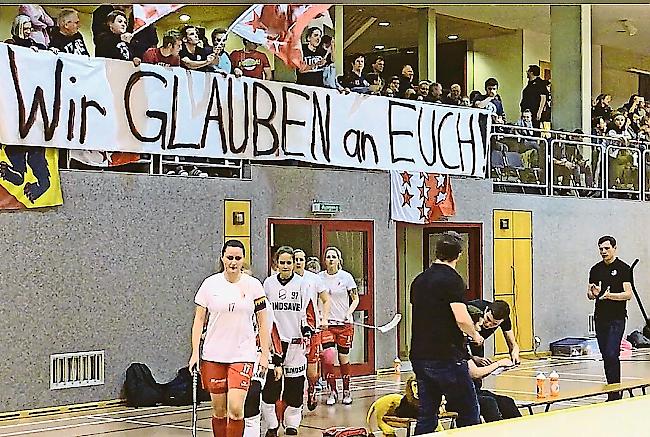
[588,314,596,337]
[50,351,104,390]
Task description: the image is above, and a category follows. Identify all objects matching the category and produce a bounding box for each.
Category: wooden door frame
[267,218,376,375]
[422,223,483,301]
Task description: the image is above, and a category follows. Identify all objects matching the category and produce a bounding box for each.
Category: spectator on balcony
[366,73,383,96]
[473,78,505,123]
[520,65,548,128]
[553,133,593,190]
[398,64,415,98]
[369,55,385,93]
[18,4,54,48]
[607,112,633,142]
[208,28,231,74]
[92,5,130,46]
[142,30,182,67]
[297,27,327,87]
[319,35,343,91]
[95,10,140,65]
[50,9,89,56]
[410,80,430,101]
[624,94,645,117]
[339,53,370,94]
[6,14,49,51]
[384,75,401,98]
[592,94,613,121]
[461,95,471,107]
[442,84,463,106]
[513,110,539,151]
[428,82,443,104]
[180,25,217,72]
[230,38,272,80]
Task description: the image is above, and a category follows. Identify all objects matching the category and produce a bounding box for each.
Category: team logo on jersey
[279,288,287,300]
[611,270,617,276]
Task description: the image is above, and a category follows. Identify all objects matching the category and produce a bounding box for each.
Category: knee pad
[260,401,279,430]
[244,380,262,419]
[282,376,305,407]
[261,373,282,404]
[284,405,302,429]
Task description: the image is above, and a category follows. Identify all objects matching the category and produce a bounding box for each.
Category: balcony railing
[489,125,649,201]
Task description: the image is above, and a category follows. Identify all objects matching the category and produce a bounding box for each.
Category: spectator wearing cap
[95,10,140,65]
[50,8,89,56]
[410,80,430,101]
[230,38,272,80]
[18,4,54,48]
[339,53,370,94]
[180,25,217,72]
[142,30,182,67]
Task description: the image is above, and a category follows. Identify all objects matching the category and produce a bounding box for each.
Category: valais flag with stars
[231,4,332,68]
[390,171,456,224]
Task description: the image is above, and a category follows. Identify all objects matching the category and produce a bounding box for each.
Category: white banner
[0,43,492,176]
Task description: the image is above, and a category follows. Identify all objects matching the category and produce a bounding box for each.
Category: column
[335,5,344,78]
[550,5,592,132]
[417,7,436,82]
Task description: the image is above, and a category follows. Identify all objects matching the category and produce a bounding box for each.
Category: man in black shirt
[410,231,483,434]
[588,235,632,401]
[50,9,89,56]
[467,299,520,365]
[520,65,549,128]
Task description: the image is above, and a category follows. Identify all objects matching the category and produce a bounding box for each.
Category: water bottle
[393,358,401,374]
[549,370,560,397]
[536,372,547,398]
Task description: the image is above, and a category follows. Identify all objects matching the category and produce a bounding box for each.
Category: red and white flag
[230,4,332,68]
[390,171,456,224]
[69,151,141,167]
[133,4,185,34]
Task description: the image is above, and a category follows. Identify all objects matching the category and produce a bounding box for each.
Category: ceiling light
[179,14,191,22]
[378,22,390,27]
[447,34,459,40]
[374,45,385,50]
[406,50,415,54]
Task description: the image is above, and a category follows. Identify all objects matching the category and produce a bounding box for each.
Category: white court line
[90,414,212,433]
[0,404,180,429]
[0,419,109,436]
[89,406,211,422]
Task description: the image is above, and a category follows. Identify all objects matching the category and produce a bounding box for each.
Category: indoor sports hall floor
[2,351,650,436]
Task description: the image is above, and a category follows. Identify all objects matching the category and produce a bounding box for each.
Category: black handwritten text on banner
[0,44,491,176]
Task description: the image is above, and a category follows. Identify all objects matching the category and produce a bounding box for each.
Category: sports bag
[124,363,166,407]
[323,427,369,437]
[162,366,211,405]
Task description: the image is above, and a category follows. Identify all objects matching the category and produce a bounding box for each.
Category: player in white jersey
[293,249,331,411]
[189,239,270,437]
[261,246,309,436]
[319,246,359,406]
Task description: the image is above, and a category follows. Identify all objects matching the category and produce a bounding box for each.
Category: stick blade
[378,313,402,333]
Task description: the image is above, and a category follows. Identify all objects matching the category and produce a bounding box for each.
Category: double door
[268,219,375,375]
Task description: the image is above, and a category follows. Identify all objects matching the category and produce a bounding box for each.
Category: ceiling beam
[344,16,378,50]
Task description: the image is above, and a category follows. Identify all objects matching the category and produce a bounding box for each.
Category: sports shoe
[307,388,318,411]
[342,390,352,405]
[285,427,298,435]
[265,428,278,437]
[326,391,338,406]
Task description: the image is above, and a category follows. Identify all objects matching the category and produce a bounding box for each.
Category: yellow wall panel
[513,210,532,239]
[494,239,514,295]
[224,200,251,237]
[493,210,513,239]
[513,239,534,351]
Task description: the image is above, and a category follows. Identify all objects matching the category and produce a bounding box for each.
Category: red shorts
[322,324,354,350]
[200,361,254,394]
[307,331,322,364]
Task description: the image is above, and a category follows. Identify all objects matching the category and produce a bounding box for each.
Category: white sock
[284,405,302,429]
[260,401,279,430]
[243,413,261,437]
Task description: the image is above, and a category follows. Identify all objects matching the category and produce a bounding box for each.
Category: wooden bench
[516,379,650,415]
[382,412,458,437]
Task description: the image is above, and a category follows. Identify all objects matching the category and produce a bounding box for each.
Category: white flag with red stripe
[230,4,332,68]
[69,150,141,167]
[133,4,185,34]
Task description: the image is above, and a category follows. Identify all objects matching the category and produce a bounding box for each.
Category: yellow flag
[0,145,63,210]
